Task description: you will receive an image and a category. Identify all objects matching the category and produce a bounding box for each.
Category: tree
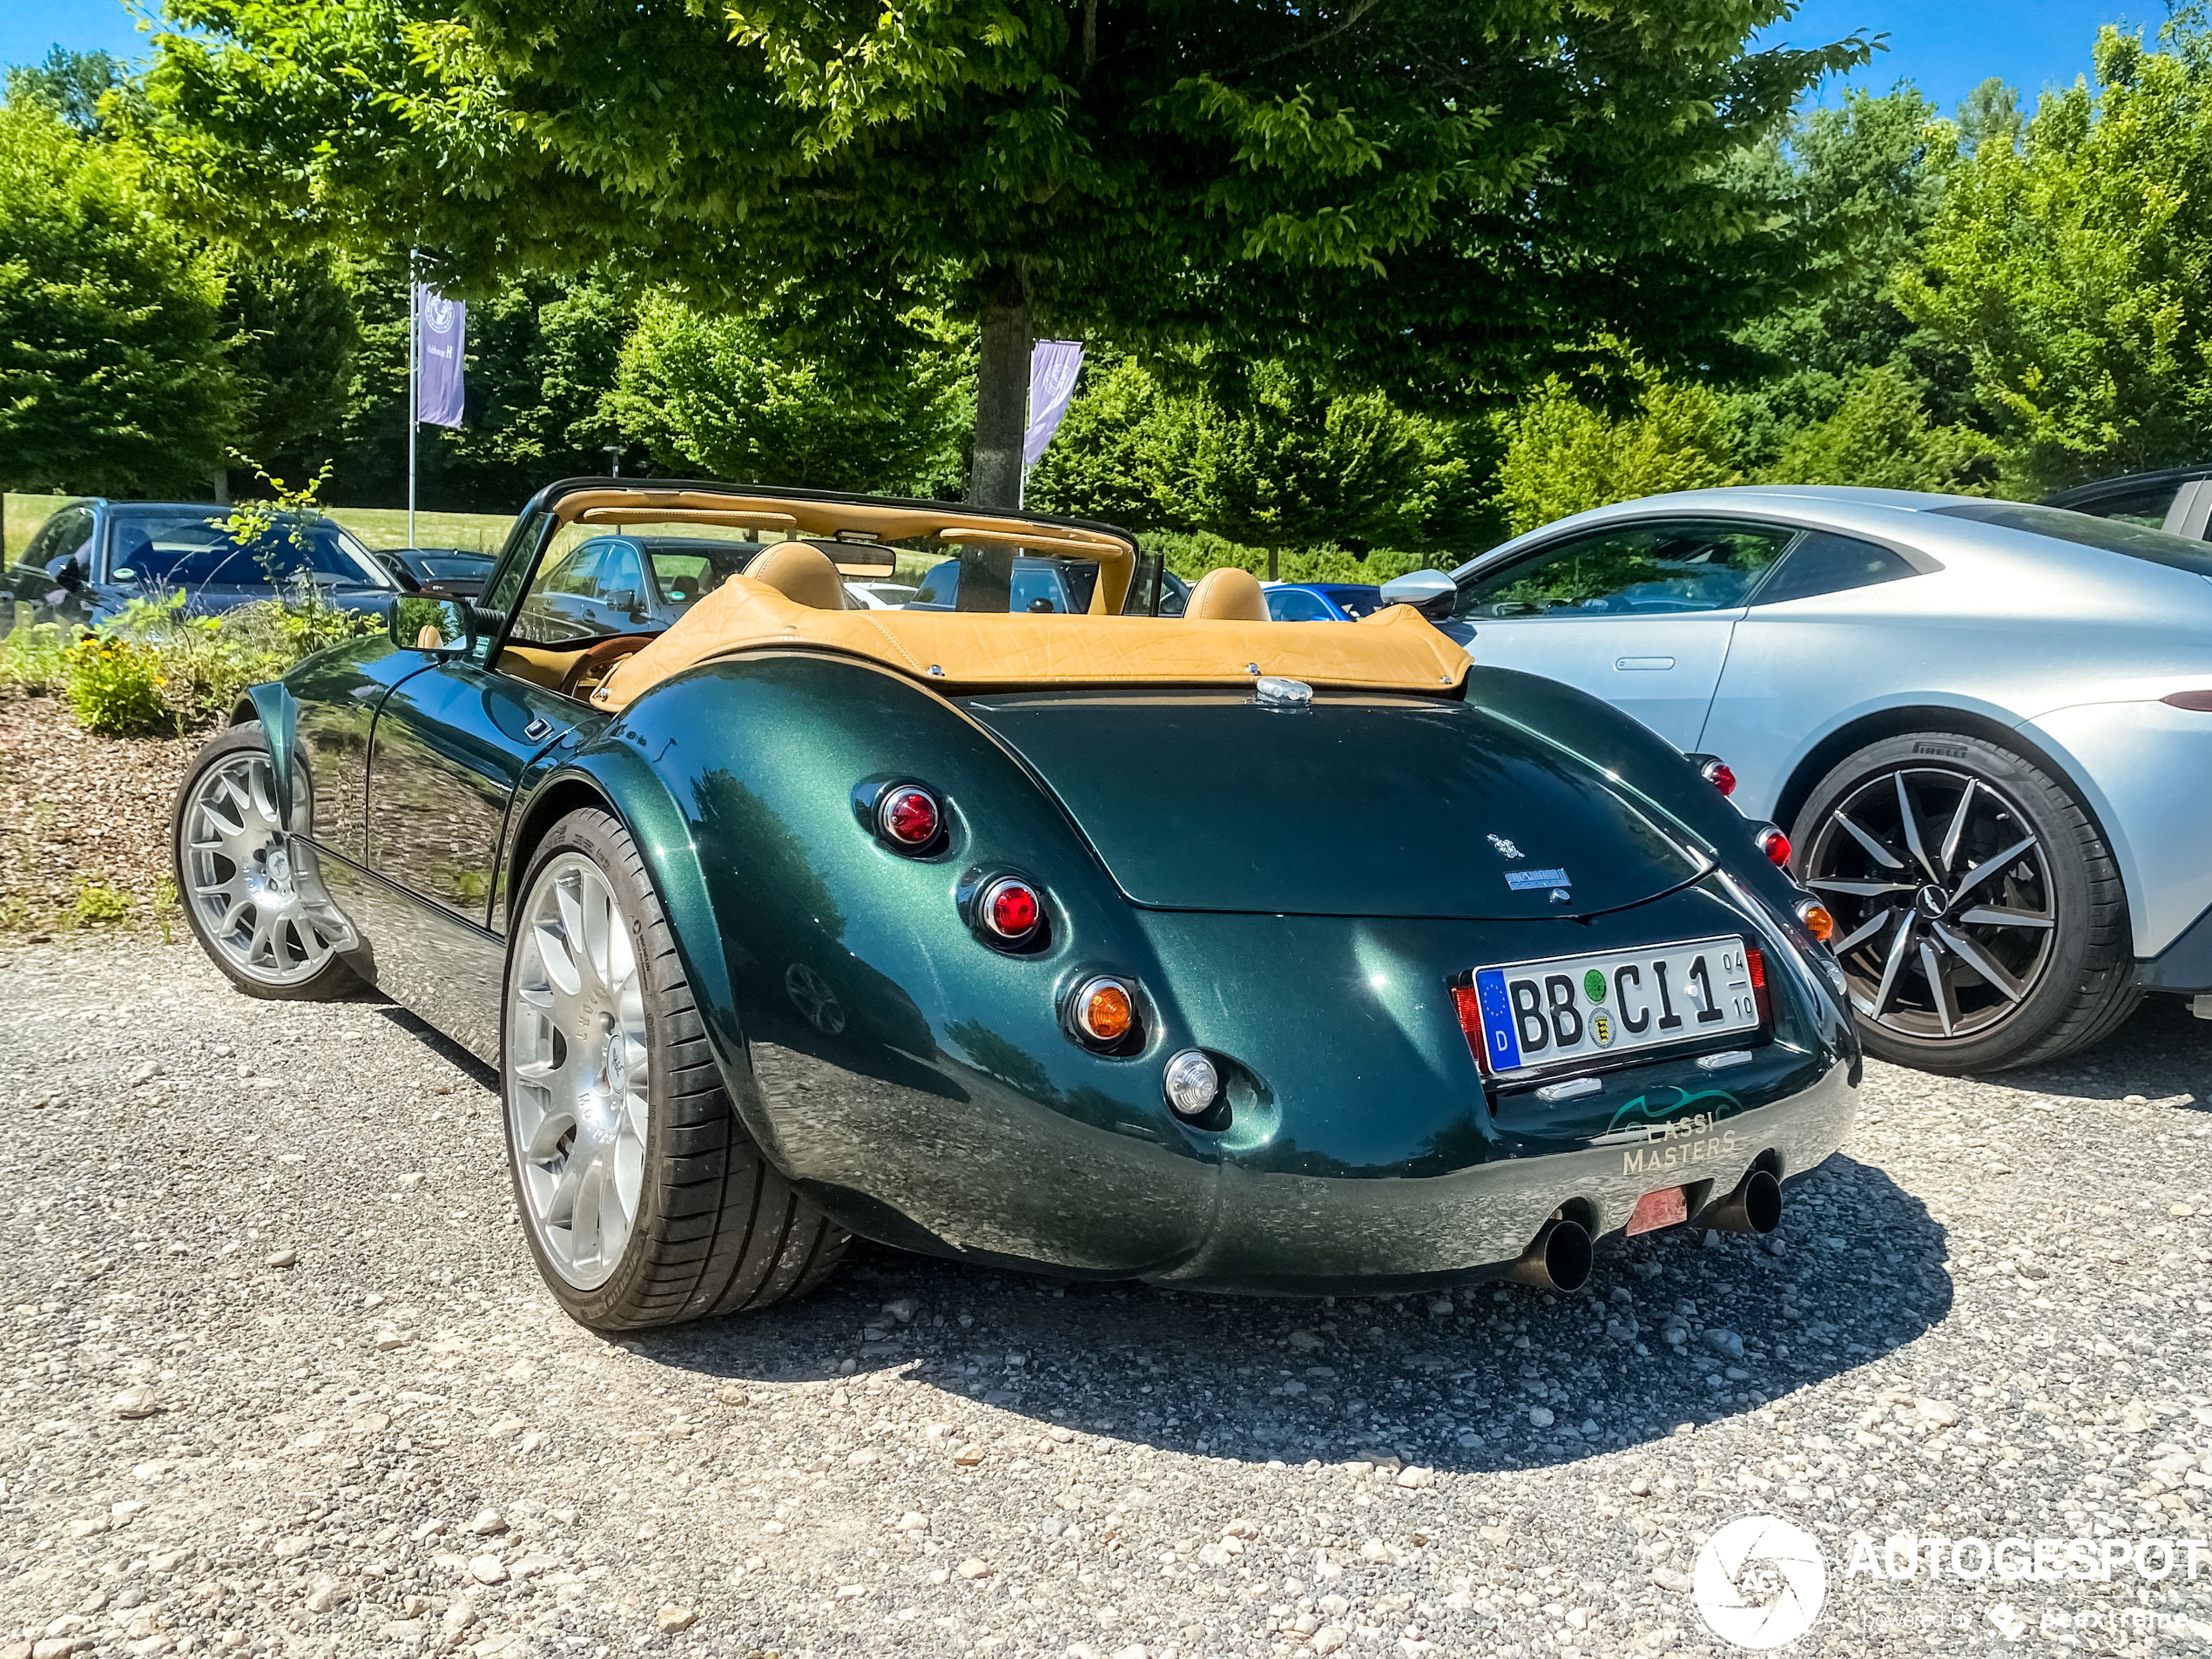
[607,293,970,497]
[1491,356,1738,536]
[219,252,359,489]
[1756,362,1993,492]
[1956,77,2023,158]
[145,0,1866,505]
[5,48,128,136]
[1722,88,1971,470]
[1028,355,1487,572]
[0,98,238,496]
[1898,17,2212,489]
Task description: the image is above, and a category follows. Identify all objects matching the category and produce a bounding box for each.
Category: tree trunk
[968,273,1032,509]
[1268,547,1278,581]
[211,469,230,506]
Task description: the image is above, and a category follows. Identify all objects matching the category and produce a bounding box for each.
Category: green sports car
[172,479,1861,1332]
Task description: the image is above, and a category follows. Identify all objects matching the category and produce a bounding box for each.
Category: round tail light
[1700,758,1737,797]
[1797,898,1836,943]
[1073,976,1135,1045]
[980,876,1041,941]
[1757,825,1791,867]
[1163,1049,1220,1120]
[877,786,941,848]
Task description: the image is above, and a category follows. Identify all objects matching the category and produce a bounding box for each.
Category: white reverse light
[1163,1049,1220,1120]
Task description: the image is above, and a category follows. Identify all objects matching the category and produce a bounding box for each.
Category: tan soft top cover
[590,576,1469,710]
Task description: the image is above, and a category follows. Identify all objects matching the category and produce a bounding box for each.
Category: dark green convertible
[172,479,1861,1331]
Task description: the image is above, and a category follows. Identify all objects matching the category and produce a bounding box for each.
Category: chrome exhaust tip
[1697,1166,1783,1236]
[1506,1217,1594,1293]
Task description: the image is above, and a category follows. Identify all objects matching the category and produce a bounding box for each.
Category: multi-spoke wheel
[1791,734,2137,1072]
[501,809,849,1330]
[171,722,358,1000]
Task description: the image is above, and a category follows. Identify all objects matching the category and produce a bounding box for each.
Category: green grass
[4,494,69,562]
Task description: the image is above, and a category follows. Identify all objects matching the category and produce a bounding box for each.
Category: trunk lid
[961,689,1705,920]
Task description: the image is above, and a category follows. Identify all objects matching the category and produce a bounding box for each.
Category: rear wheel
[171,722,360,1001]
[502,808,847,1330]
[1791,733,2137,1072]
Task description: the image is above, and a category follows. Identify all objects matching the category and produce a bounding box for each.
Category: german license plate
[1468,934,1759,1076]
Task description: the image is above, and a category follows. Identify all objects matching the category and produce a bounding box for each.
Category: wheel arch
[1771,703,2118,859]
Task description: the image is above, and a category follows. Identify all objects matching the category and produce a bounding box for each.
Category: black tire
[502,807,847,1331]
[1791,732,2137,1073]
[171,720,361,1001]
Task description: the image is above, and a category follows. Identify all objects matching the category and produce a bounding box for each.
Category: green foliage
[0,98,239,495]
[1897,17,2212,490]
[1723,88,1969,471]
[1492,360,1740,536]
[145,0,1866,464]
[219,253,358,488]
[1757,364,1994,493]
[0,610,70,693]
[6,48,128,136]
[71,878,133,926]
[1140,531,1440,587]
[607,293,970,496]
[1028,356,1494,568]
[63,635,174,735]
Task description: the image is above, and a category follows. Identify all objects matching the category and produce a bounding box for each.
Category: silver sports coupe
[1387,486,2212,1073]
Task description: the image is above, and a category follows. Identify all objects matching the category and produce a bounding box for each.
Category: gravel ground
[3,936,2210,1659]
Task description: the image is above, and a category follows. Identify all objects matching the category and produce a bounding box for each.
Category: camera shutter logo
[1692,1514,1827,1649]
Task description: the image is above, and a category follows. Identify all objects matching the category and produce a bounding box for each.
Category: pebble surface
[3,938,2210,1657]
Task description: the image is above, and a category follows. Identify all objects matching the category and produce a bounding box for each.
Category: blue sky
[0,0,2170,119]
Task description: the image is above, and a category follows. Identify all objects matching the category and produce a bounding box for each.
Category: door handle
[1615,657,1676,671]
[523,716,554,742]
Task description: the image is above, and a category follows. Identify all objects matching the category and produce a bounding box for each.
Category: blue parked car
[1262,580,1388,622]
[5,499,403,629]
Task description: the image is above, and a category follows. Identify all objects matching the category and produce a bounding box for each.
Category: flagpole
[407,253,418,548]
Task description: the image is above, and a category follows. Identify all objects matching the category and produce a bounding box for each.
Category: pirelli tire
[1791,732,2137,1073]
[501,806,848,1330]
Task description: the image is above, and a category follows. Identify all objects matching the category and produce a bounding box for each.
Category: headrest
[1185,566,1269,623]
[743,543,846,610]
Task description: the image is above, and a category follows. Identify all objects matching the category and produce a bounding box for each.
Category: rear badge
[1504,867,1570,892]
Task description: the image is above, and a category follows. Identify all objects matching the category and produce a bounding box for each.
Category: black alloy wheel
[1791,733,2138,1073]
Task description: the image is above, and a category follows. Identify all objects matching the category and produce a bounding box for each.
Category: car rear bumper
[2137,895,2212,995]
[1150,1044,1858,1293]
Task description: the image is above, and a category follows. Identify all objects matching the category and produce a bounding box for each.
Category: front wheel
[1791,732,2137,1072]
[171,722,360,1001]
[502,808,848,1330]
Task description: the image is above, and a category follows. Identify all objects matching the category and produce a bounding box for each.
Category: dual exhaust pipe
[1507,1166,1782,1294]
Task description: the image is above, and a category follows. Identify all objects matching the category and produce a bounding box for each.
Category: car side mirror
[1380,569,1457,619]
[45,555,85,590]
[602,588,640,615]
[393,597,475,655]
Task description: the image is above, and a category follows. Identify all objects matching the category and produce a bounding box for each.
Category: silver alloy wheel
[1804,765,2057,1041]
[179,751,345,985]
[507,853,650,1290]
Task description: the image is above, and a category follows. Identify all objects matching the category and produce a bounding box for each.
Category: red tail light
[1452,983,1487,1073]
[1701,759,1737,797]
[877,786,941,847]
[1756,825,1791,867]
[1747,946,1773,1027]
[980,876,1040,941]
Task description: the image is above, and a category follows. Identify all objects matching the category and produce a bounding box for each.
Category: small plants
[62,635,174,736]
[71,878,133,927]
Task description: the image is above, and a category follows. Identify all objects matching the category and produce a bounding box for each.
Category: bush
[99,582,380,722]
[0,610,69,692]
[1756,363,1995,493]
[63,636,174,734]
[1491,358,1738,536]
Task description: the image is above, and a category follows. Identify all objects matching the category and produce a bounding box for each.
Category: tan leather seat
[744,542,847,610]
[1184,566,1269,623]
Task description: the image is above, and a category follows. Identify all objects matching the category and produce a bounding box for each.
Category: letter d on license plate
[1468,934,1758,1077]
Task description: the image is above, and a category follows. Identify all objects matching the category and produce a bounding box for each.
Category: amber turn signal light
[1072,976,1135,1044]
[1797,898,1836,943]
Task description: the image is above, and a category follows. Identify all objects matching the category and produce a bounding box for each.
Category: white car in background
[1385,487,2212,1073]
[842,579,921,610]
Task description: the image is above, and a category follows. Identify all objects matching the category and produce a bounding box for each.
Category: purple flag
[415,284,466,428]
[1022,340,1084,466]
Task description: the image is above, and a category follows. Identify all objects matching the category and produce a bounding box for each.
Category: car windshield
[110,513,391,589]
[1933,502,2212,577]
[415,553,492,579]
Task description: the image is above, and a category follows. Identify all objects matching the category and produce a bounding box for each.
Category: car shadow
[1990,995,2210,1108]
[627,1152,1948,1475]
